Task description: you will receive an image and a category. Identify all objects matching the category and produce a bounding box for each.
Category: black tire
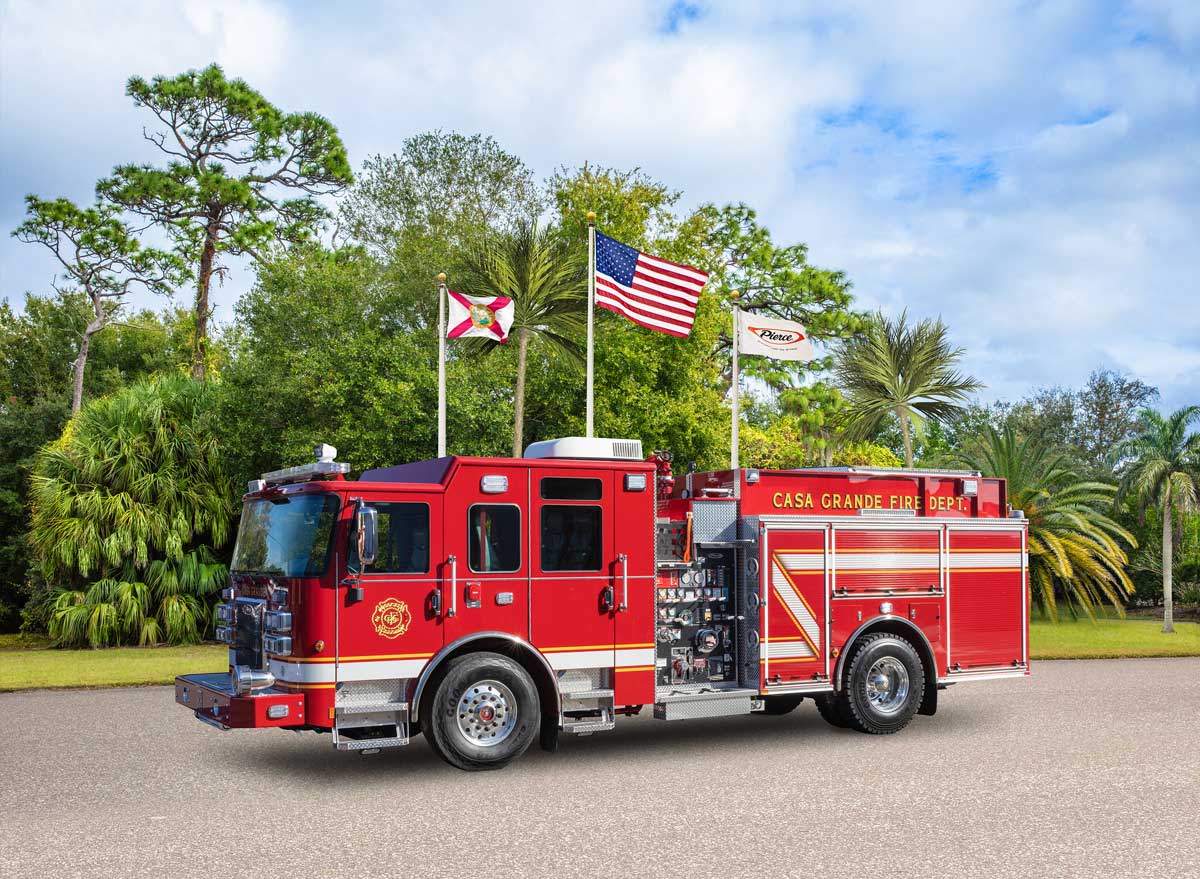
[761,694,804,716]
[814,692,853,728]
[838,633,925,735]
[425,652,540,771]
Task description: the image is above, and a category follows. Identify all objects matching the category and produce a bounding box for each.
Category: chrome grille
[233,597,266,670]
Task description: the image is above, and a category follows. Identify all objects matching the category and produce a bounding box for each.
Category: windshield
[231,494,341,577]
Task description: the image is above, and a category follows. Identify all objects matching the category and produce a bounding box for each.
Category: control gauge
[693,570,706,588]
[680,571,692,585]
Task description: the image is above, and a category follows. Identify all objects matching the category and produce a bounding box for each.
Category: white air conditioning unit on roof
[523,437,643,461]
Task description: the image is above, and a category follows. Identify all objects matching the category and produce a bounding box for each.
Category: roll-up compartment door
[947,528,1026,670]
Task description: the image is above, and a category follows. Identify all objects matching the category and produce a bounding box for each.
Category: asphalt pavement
[1,658,1197,879]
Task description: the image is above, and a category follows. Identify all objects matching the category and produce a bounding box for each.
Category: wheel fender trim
[411,631,560,719]
[834,616,937,690]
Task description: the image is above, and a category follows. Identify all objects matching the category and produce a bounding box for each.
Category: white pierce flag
[736,309,815,361]
[730,305,816,470]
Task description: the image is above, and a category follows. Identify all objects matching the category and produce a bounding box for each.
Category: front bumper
[176,672,306,729]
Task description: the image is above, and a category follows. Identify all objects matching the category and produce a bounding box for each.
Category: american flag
[594,231,708,337]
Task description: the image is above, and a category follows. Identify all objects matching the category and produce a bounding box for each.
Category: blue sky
[2,0,1197,409]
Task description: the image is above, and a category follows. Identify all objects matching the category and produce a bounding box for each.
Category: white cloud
[1,0,1197,410]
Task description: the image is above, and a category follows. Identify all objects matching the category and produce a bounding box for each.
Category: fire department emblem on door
[371,598,412,639]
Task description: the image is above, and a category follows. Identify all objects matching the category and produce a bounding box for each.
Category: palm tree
[460,221,586,457]
[957,425,1135,620]
[28,373,234,646]
[1113,406,1200,633]
[835,310,982,467]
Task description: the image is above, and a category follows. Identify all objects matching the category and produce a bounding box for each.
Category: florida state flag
[447,290,515,342]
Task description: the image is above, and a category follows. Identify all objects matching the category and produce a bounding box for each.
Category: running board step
[337,702,409,719]
[561,688,614,701]
[654,688,757,721]
[563,718,615,735]
[335,735,410,751]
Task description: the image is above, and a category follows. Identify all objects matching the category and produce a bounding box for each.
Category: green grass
[0,639,226,692]
[0,619,1197,692]
[1030,618,1200,659]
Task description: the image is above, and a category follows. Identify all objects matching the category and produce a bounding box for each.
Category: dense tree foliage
[216,246,516,484]
[343,132,543,256]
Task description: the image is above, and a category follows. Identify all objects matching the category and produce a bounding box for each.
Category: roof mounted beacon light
[260,442,351,487]
[523,436,644,461]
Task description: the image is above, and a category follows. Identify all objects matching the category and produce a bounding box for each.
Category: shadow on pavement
[220,700,997,782]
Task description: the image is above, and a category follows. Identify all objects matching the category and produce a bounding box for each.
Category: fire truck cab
[176,438,1029,771]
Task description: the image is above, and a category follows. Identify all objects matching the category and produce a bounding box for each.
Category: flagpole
[437,273,447,458]
[585,211,596,438]
[730,290,740,471]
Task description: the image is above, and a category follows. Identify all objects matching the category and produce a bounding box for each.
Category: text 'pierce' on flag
[594,231,708,338]
[736,309,815,361]
[447,290,515,343]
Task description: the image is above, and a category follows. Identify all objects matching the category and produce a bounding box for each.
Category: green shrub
[28,374,234,647]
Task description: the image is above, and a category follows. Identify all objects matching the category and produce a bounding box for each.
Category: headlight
[215,604,235,624]
[264,635,293,656]
[264,610,292,632]
[215,625,234,644]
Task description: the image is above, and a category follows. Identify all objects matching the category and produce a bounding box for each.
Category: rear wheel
[425,652,540,771]
[814,692,853,728]
[837,633,925,735]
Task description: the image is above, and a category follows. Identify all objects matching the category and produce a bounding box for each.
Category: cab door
[442,464,530,644]
[337,495,443,685]
[530,468,616,675]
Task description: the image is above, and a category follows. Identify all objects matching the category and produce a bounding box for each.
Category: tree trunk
[70,332,91,415]
[71,304,107,415]
[1162,500,1174,634]
[512,327,531,458]
[897,407,914,468]
[192,210,221,380]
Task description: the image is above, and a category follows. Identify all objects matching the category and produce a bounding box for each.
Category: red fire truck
[176,438,1029,771]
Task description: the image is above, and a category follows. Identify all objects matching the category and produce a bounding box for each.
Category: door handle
[446,555,457,618]
[600,586,615,613]
[430,587,442,617]
[618,553,629,612]
[465,581,482,608]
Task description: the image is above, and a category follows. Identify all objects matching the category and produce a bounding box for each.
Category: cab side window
[468,505,521,573]
[370,502,430,574]
[540,505,602,571]
[539,475,603,572]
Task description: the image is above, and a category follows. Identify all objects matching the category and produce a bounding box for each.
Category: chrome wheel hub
[864,657,910,715]
[456,679,518,747]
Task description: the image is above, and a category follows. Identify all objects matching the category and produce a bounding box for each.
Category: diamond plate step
[563,718,615,734]
[335,735,409,751]
[561,688,614,701]
[654,687,757,721]
[337,702,409,718]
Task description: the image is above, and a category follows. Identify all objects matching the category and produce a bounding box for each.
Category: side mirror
[355,502,378,567]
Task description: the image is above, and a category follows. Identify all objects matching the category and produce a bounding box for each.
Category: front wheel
[838,633,925,735]
[425,652,540,771]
